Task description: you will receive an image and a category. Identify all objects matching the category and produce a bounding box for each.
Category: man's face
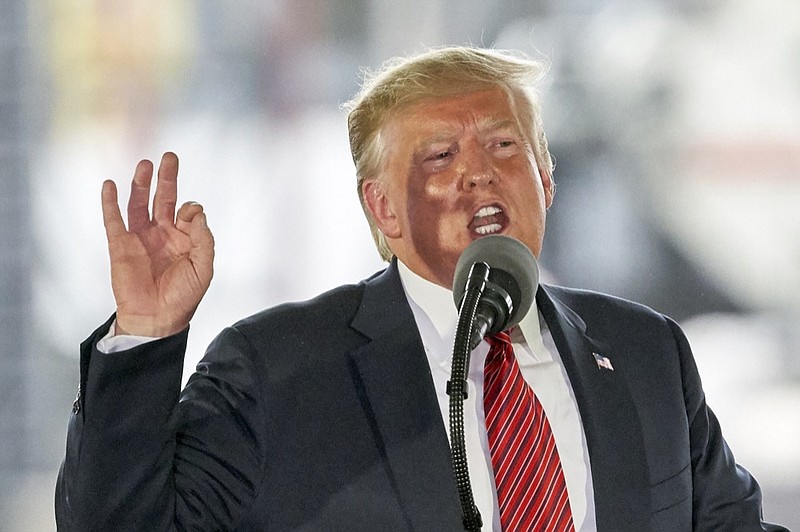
[362,87,554,289]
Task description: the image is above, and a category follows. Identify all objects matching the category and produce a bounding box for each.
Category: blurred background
[1,0,798,529]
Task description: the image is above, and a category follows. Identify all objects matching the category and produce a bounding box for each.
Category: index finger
[101,180,127,239]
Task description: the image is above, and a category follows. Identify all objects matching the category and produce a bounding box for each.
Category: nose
[460,144,495,190]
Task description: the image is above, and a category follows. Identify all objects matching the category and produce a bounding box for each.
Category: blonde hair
[343,46,553,261]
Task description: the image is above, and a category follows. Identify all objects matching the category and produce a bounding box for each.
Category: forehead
[383,87,523,143]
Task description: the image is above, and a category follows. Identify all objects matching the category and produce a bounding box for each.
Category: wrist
[115,314,188,338]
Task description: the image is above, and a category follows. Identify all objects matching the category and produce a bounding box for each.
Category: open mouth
[468,205,507,236]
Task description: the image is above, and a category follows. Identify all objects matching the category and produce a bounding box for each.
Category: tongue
[469,212,503,232]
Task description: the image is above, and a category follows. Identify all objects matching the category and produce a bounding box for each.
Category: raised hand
[101,152,215,337]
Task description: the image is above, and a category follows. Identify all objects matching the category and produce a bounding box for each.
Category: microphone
[452,235,539,349]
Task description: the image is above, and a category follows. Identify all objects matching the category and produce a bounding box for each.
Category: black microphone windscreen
[452,235,539,330]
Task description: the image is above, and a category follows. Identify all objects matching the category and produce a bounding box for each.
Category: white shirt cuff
[96,319,163,354]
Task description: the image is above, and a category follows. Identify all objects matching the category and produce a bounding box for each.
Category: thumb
[188,211,215,286]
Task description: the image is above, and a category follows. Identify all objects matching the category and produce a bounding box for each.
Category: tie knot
[485,330,514,366]
[486,329,513,349]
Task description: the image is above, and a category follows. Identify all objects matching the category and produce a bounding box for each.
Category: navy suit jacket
[56,261,786,531]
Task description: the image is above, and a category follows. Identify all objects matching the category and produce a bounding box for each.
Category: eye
[489,136,522,158]
[421,143,458,165]
[493,139,516,149]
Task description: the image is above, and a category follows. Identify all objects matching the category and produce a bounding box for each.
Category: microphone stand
[447,262,490,532]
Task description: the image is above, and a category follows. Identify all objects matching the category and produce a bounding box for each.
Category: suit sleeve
[668,318,788,531]
[55,317,268,531]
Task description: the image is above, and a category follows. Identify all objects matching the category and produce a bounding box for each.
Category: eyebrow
[415,118,522,153]
[479,118,519,133]
[416,132,456,152]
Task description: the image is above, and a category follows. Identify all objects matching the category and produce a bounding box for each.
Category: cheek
[404,172,455,227]
[507,160,546,204]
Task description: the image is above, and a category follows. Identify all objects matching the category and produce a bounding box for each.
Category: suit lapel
[349,261,463,530]
[538,285,651,531]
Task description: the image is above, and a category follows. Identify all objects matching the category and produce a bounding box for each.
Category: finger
[153,152,179,225]
[101,180,127,239]
[127,159,154,232]
[175,201,204,234]
[188,211,215,287]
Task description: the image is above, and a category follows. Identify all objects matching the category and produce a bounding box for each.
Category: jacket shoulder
[214,266,393,362]
[542,283,667,320]
[540,283,679,349]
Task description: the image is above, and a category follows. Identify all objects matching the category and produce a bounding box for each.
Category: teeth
[472,206,503,235]
[475,224,502,235]
[474,206,501,218]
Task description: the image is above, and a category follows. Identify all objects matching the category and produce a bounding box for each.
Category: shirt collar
[397,260,458,342]
[397,259,547,362]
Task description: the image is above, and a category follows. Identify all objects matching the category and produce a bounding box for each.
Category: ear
[362,178,401,238]
[540,166,555,208]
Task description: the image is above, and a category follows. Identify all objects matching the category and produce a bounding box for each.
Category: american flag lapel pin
[592,352,614,371]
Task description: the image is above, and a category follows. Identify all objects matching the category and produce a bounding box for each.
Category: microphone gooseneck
[446,235,539,531]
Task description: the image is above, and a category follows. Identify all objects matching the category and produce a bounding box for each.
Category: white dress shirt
[397,260,597,531]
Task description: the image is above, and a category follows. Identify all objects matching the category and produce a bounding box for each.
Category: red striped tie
[483,330,575,532]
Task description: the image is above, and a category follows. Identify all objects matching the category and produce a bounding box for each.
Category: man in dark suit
[56,47,786,531]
